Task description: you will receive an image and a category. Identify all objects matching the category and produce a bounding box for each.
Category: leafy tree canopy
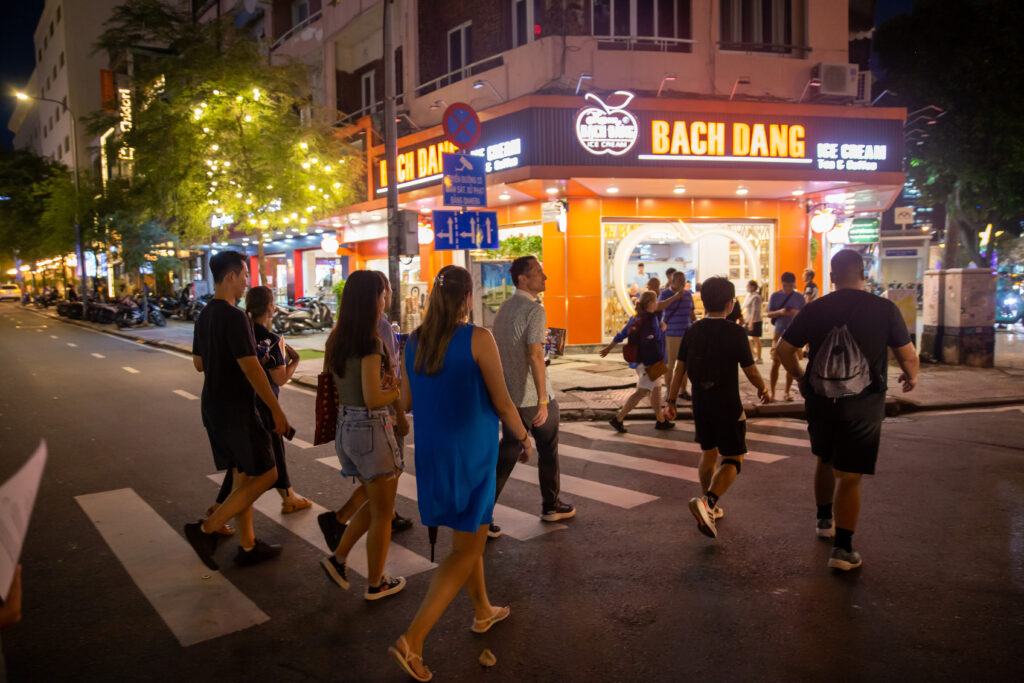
[0,148,73,262]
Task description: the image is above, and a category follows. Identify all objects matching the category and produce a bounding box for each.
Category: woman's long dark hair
[245,286,274,322]
[325,270,389,377]
[414,265,473,376]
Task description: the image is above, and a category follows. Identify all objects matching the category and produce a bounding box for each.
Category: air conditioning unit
[855,71,872,105]
[812,63,859,98]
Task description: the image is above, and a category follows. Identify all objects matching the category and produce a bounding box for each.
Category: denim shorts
[335,406,404,482]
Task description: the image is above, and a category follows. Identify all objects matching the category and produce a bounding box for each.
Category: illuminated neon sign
[575,91,639,156]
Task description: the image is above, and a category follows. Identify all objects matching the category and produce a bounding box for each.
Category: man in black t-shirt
[666,277,769,539]
[184,251,292,571]
[777,249,919,572]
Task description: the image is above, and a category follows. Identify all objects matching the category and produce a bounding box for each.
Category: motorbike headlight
[1006,297,1016,306]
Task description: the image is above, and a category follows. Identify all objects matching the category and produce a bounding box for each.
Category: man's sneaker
[320,555,350,590]
[391,513,414,534]
[827,547,863,571]
[711,505,725,521]
[234,539,282,567]
[816,518,835,539]
[654,420,675,430]
[317,511,347,553]
[608,417,627,433]
[184,521,220,571]
[487,523,502,539]
[541,501,576,522]
[365,575,406,601]
[687,496,717,539]
[680,392,693,402]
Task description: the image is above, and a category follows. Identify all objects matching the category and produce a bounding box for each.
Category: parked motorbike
[293,296,334,330]
[85,297,119,324]
[273,302,319,335]
[116,296,167,327]
[34,289,60,309]
[187,294,213,321]
[996,288,1023,326]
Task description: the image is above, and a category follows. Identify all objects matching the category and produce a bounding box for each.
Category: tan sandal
[281,496,312,514]
[471,605,511,634]
[389,636,432,682]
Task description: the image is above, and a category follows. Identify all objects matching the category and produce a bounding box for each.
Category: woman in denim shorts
[319,271,405,602]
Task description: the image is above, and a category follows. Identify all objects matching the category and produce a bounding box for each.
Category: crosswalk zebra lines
[75,419,806,648]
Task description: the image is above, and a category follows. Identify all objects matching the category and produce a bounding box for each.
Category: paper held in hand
[0,441,47,596]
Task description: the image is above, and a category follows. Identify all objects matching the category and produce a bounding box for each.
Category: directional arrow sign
[433,210,459,251]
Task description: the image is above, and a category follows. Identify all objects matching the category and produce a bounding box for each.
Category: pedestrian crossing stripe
[746,418,809,433]
[559,444,700,482]
[315,457,567,541]
[122,366,140,374]
[75,488,269,647]
[173,389,199,400]
[91,353,105,359]
[287,437,314,449]
[559,423,789,463]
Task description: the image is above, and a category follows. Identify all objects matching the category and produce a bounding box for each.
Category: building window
[361,71,376,114]
[447,21,472,78]
[44,36,48,50]
[57,6,61,22]
[394,46,404,98]
[55,107,60,122]
[64,136,70,154]
[59,51,64,67]
[513,0,544,48]
[52,65,57,80]
[291,0,310,28]
[37,48,42,62]
[50,21,54,37]
[592,0,692,51]
[719,0,796,54]
[46,76,50,90]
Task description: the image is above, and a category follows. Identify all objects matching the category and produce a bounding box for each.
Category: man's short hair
[637,262,644,269]
[780,271,796,284]
[831,249,865,285]
[804,268,816,279]
[210,251,247,284]
[672,271,686,283]
[700,276,735,312]
[509,255,537,288]
[665,267,677,278]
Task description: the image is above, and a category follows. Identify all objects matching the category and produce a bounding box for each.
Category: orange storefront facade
[338,93,905,345]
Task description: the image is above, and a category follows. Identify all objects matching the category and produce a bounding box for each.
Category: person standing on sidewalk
[776,249,919,571]
[659,271,696,401]
[184,251,290,571]
[743,280,764,363]
[665,277,769,538]
[492,256,575,529]
[803,269,821,302]
[766,272,806,402]
[390,265,531,682]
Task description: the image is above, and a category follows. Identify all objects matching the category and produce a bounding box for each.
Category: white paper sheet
[0,441,47,595]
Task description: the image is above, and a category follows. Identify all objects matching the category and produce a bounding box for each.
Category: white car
[0,284,22,301]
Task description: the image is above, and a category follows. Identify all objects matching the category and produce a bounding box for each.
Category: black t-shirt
[192,299,259,426]
[678,317,755,419]
[782,289,911,394]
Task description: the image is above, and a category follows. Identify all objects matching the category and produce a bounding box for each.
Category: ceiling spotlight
[736,186,749,196]
[673,185,686,195]
[546,186,559,195]
[606,185,620,194]
[420,207,432,214]
[791,189,805,196]
[498,192,511,200]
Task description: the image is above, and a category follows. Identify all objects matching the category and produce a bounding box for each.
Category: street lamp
[15,91,88,308]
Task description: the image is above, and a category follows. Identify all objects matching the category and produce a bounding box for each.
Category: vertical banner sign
[100,70,116,113]
[442,153,487,207]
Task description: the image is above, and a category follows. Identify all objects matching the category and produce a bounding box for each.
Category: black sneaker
[487,523,502,539]
[317,511,347,553]
[184,521,219,571]
[680,392,693,402]
[320,555,350,589]
[541,500,576,522]
[234,539,282,567]
[391,513,414,534]
[608,417,627,433]
[365,575,406,601]
[655,420,675,430]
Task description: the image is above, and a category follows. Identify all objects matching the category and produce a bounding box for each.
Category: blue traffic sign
[442,153,487,208]
[441,102,481,149]
[432,210,460,251]
[431,210,500,251]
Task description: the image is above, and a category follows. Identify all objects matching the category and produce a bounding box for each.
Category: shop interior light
[498,191,511,200]
[736,186,749,195]
[546,186,558,194]
[315,228,324,233]
[320,234,340,252]
[791,189,804,196]
[420,207,432,214]
[606,185,619,194]
[673,185,686,194]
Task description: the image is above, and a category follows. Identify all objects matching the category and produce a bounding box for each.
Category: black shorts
[747,321,763,337]
[693,414,747,457]
[805,391,886,475]
[206,416,275,477]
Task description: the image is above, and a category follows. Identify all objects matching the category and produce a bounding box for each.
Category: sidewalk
[35,308,1024,421]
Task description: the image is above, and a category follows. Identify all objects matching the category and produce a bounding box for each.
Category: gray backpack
[809,324,871,398]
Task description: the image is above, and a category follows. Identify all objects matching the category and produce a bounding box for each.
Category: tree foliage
[875,0,1024,266]
[0,148,74,262]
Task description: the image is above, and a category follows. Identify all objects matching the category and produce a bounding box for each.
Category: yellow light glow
[223,161,230,167]
[300,217,308,224]
[211,144,219,151]
[246,198,253,204]
[301,162,310,169]
[308,184,316,191]
[324,166,332,173]
[310,158,318,164]
[253,88,260,100]
[332,182,341,188]
[213,89,220,95]
[299,142,308,150]
[260,219,269,227]
[244,115,252,122]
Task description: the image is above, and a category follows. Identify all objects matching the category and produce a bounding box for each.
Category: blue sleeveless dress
[405,324,498,532]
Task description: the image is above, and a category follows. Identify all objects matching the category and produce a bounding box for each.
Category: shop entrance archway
[611,220,760,313]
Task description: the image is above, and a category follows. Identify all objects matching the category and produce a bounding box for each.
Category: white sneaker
[827,547,862,571]
[688,497,717,538]
[816,518,835,538]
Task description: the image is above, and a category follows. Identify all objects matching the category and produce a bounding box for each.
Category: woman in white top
[743,280,764,363]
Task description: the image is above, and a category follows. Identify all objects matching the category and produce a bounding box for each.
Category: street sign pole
[383,0,402,326]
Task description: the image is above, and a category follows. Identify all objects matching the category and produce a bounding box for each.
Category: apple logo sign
[575,91,639,156]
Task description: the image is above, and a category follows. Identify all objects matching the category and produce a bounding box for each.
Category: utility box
[920,270,945,362]
[940,268,996,367]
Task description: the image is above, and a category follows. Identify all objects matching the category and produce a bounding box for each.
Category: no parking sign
[442,102,481,150]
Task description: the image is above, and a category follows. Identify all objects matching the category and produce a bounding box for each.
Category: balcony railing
[414,54,505,98]
[717,40,811,58]
[334,94,407,127]
[270,9,323,51]
[593,35,695,53]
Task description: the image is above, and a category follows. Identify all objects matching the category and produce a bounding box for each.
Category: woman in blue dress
[390,265,533,682]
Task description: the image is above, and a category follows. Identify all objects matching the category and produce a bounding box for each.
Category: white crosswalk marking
[747,418,809,433]
[205,475,436,579]
[287,437,314,449]
[50,335,58,339]
[75,488,269,647]
[559,444,700,482]
[508,464,658,508]
[91,353,105,359]
[67,342,77,347]
[559,423,788,463]
[173,389,199,400]
[316,457,567,540]
[122,366,140,374]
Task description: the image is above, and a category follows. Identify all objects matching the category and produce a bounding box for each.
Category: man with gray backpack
[775,249,919,571]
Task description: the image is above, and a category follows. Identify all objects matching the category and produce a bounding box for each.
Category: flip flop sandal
[471,605,511,634]
[389,636,432,682]
[281,497,312,514]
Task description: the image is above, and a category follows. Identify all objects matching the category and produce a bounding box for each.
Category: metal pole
[383,0,402,327]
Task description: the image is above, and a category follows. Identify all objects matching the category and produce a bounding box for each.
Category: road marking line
[559,444,700,482]
[508,464,657,508]
[75,488,269,647]
[173,389,199,400]
[287,437,314,449]
[559,423,788,463]
[67,342,77,347]
[205,474,435,579]
[50,335,58,339]
[282,383,317,396]
[316,457,566,541]
[122,366,140,374]
[747,418,809,432]
[91,353,105,359]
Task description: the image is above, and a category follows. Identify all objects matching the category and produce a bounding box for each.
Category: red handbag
[314,360,338,445]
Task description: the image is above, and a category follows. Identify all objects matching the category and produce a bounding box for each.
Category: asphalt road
[1,302,1022,682]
